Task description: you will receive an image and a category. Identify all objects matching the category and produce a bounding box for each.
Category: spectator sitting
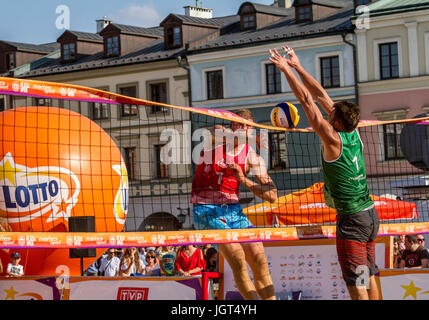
[6,252,24,277]
[400,235,429,269]
[139,248,147,266]
[159,246,177,276]
[175,245,206,277]
[200,244,212,257]
[144,250,161,276]
[416,235,429,254]
[204,247,218,272]
[393,238,402,268]
[84,254,105,276]
[398,235,406,253]
[99,249,120,277]
[119,247,145,276]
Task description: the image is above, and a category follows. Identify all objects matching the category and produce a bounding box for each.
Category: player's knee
[228,250,248,272]
[250,251,268,271]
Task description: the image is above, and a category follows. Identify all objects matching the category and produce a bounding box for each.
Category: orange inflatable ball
[0,106,128,275]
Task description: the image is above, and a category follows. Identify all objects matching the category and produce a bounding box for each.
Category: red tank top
[191,144,250,204]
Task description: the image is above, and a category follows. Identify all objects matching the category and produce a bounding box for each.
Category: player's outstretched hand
[269,48,290,72]
[283,46,301,70]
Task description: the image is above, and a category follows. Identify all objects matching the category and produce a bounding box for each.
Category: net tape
[0,77,429,248]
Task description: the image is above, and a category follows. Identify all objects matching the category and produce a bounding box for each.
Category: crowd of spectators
[84,244,219,277]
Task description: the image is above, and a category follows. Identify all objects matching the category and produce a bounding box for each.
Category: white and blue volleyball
[271,102,300,129]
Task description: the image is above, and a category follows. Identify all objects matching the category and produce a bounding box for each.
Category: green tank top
[321,129,373,215]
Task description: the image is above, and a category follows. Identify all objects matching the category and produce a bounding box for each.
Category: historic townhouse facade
[3,0,428,229]
[3,16,207,231]
[186,0,358,202]
[352,0,429,188]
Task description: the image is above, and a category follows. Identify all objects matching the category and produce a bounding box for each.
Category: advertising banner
[0,276,60,300]
[67,276,202,300]
[0,223,428,249]
[379,270,429,300]
[221,239,386,300]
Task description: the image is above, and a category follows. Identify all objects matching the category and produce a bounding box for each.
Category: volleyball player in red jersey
[191,109,278,300]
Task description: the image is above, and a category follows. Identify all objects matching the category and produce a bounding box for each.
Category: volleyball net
[0,77,429,249]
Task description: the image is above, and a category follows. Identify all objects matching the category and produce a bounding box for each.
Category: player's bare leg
[219,243,259,300]
[242,242,276,300]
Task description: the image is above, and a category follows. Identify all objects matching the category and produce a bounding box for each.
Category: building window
[149,82,167,114]
[5,53,15,70]
[154,144,169,179]
[166,27,182,48]
[242,14,256,30]
[119,85,138,117]
[266,63,281,94]
[107,36,120,56]
[383,123,404,160]
[91,102,110,120]
[356,0,371,6]
[297,6,312,22]
[206,70,223,100]
[269,132,287,170]
[320,56,340,88]
[124,147,137,181]
[379,42,399,80]
[34,98,52,106]
[167,29,173,46]
[0,96,5,111]
[63,43,76,61]
[173,27,181,46]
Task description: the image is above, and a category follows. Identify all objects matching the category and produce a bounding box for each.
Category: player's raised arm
[269,48,337,145]
[282,46,335,116]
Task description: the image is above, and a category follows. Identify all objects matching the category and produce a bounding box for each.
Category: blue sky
[0,0,274,44]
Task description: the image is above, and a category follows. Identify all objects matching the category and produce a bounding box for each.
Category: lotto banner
[65,276,202,300]
[379,270,429,300]
[0,276,60,300]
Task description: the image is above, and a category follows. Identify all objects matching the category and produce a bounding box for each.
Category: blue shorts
[193,204,254,230]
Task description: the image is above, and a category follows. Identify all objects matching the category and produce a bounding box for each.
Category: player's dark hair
[332,101,360,132]
[406,234,418,244]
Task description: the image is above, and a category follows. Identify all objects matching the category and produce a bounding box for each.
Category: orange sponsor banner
[0,222,427,249]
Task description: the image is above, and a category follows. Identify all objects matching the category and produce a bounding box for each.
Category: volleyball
[270,102,300,129]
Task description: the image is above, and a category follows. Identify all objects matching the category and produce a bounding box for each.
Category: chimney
[96,16,112,33]
[276,0,293,8]
[184,3,213,19]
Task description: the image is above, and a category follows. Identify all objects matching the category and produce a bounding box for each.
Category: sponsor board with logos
[220,238,388,300]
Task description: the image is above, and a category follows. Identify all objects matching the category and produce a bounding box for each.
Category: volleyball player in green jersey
[269,46,380,300]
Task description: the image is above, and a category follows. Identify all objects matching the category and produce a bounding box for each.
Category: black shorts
[336,207,380,287]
